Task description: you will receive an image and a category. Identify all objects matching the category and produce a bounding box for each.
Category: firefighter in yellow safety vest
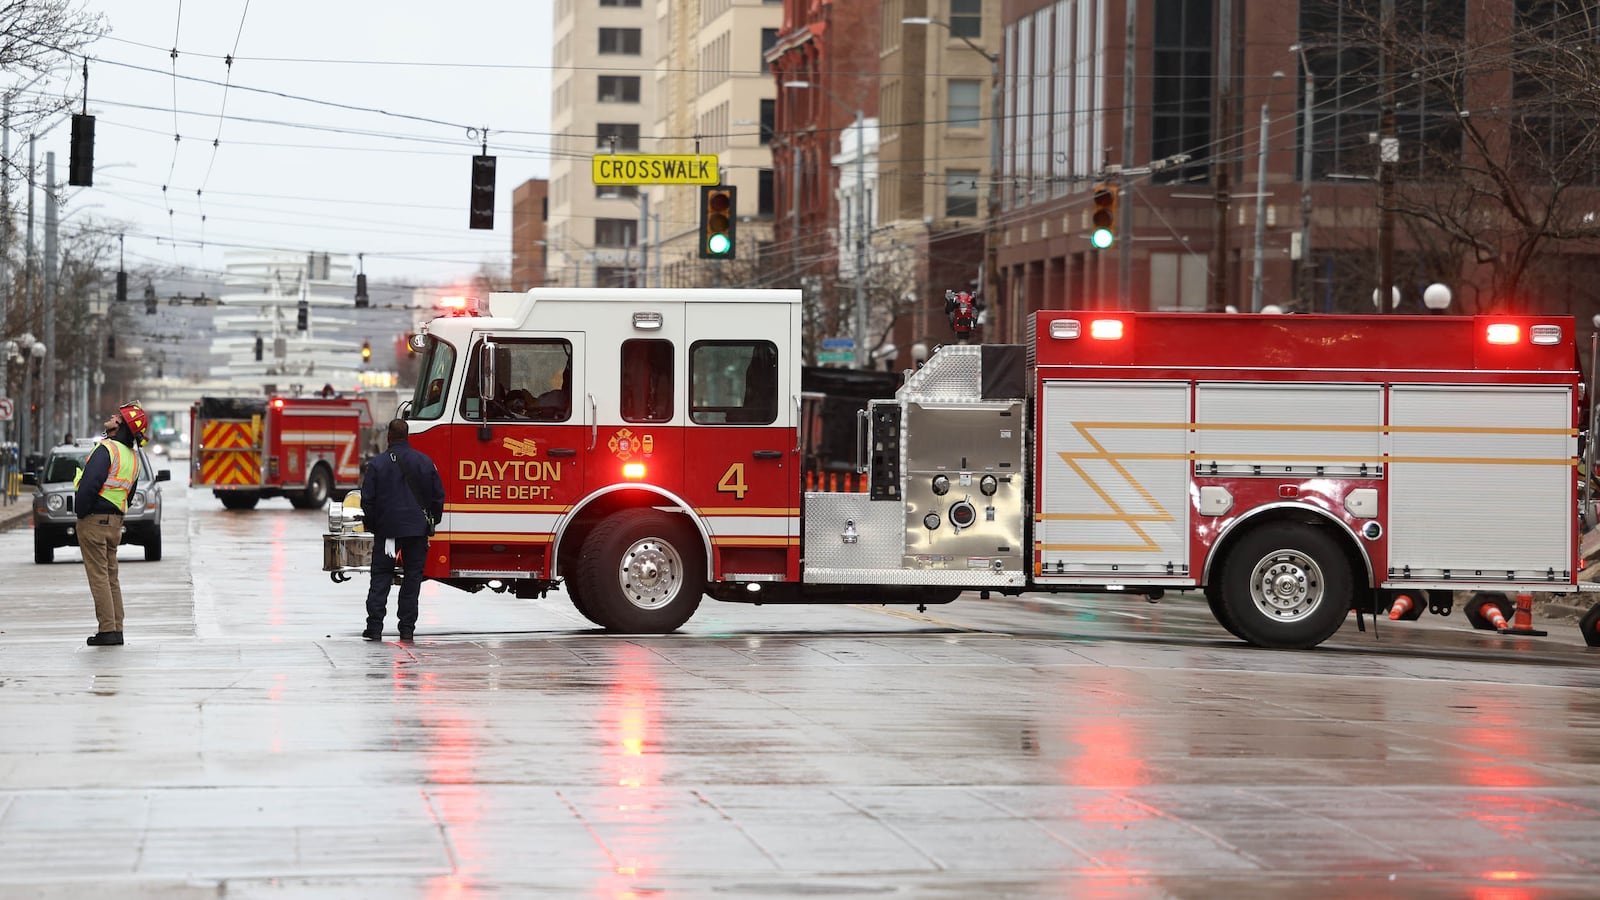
[74,401,150,647]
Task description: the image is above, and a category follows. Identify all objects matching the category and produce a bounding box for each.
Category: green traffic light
[707,233,731,255]
[1090,228,1114,250]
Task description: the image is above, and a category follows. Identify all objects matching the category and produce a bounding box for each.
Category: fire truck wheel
[293,466,333,510]
[219,492,260,511]
[1220,523,1355,650]
[576,510,704,633]
[564,581,606,628]
[1204,585,1245,640]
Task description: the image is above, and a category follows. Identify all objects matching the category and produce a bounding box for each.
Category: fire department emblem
[608,428,642,461]
[502,437,538,458]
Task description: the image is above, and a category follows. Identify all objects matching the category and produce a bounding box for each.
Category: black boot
[87,631,124,646]
[362,622,383,641]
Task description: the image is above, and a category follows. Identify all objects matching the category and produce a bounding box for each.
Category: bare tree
[1322,2,1600,312]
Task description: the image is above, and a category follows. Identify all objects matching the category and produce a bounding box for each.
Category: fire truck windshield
[409,339,457,420]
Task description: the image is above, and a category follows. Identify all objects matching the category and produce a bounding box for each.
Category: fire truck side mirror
[478,341,498,403]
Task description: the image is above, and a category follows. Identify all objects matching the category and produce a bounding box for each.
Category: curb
[0,499,30,533]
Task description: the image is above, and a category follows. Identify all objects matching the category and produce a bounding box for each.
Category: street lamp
[903,16,1003,319]
[783,80,871,369]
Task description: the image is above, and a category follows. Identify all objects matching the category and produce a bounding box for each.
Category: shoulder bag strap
[390,450,431,522]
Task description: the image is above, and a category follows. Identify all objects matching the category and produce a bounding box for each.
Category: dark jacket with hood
[74,424,139,518]
[360,437,445,538]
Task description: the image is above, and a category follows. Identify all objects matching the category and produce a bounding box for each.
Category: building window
[761,28,778,73]
[600,0,641,6]
[945,170,979,217]
[595,218,638,248]
[598,28,641,55]
[596,122,640,151]
[596,184,640,199]
[598,75,640,103]
[950,0,981,39]
[758,168,774,216]
[1298,1,1464,181]
[595,267,629,288]
[948,79,981,128]
[1151,0,1212,185]
[1149,252,1209,311]
[760,98,774,145]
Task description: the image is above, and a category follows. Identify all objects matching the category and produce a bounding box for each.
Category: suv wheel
[34,530,53,564]
[144,529,163,562]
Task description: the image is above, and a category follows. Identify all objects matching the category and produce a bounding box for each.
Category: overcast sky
[17,0,554,289]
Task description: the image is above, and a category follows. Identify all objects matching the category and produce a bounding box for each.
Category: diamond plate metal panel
[902,344,982,400]
[803,492,903,572]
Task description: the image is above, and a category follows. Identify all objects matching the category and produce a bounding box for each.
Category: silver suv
[25,439,171,564]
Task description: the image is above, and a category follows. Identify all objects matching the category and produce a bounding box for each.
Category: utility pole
[1296,48,1315,310]
[1211,0,1234,312]
[1377,0,1397,314]
[1118,0,1136,310]
[851,108,868,370]
[1,97,9,331]
[637,192,650,288]
[1251,101,1269,313]
[43,150,56,447]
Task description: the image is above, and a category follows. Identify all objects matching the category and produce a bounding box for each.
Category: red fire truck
[352,288,1590,649]
[192,394,377,510]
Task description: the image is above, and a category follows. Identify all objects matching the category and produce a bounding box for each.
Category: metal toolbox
[323,532,374,570]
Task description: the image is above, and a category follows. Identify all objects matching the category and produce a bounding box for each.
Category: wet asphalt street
[4,477,1600,899]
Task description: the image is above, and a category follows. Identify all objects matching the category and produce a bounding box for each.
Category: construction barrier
[804,470,867,493]
[1498,592,1548,637]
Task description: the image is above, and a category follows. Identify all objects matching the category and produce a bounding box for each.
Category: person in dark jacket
[360,418,445,642]
[76,402,151,646]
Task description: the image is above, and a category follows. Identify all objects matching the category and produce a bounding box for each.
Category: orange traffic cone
[1476,600,1509,631]
[1388,593,1418,621]
[1498,592,1548,636]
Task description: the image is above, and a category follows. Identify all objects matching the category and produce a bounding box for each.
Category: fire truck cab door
[681,301,799,580]
[458,332,585,575]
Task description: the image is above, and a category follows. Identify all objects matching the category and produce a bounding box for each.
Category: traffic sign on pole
[817,351,854,364]
[0,397,12,421]
[820,337,855,350]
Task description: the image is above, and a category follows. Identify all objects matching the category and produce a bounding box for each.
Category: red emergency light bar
[437,295,480,316]
[1486,323,1520,345]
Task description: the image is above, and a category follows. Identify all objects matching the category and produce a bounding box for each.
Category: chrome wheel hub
[1249,550,1324,622]
[618,538,683,610]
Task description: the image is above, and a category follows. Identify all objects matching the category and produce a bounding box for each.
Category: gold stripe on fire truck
[694,506,799,516]
[434,532,552,543]
[1073,420,1575,436]
[708,536,797,547]
[445,502,573,514]
[1050,452,1572,466]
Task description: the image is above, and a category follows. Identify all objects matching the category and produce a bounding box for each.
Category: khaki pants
[78,514,125,632]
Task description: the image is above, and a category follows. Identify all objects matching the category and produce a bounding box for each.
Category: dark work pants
[366,534,429,632]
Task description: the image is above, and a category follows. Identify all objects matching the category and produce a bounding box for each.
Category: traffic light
[698,185,737,259]
[115,271,127,303]
[1090,184,1117,249]
[355,273,369,308]
[254,336,264,362]
[361,340,372,364]
[469,154,496,230]
[296,299,309,331]
[106,335,115,358]
[144,284,157,315]
[69,113,95,187]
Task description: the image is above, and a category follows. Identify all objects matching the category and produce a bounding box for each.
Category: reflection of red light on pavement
[391,663,484,899]
[592,644,663,897]
[1471,885,1535,900]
